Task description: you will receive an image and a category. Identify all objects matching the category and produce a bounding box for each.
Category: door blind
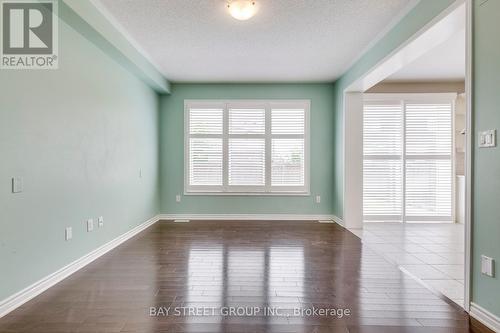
[405,103,452,156]
[405,103,453,221]
[363,103,403,221]
[363,97,454,222]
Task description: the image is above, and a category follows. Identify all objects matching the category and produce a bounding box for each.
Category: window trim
[184,99,310,196]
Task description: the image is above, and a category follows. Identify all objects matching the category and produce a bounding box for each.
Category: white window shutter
[271,138,305,186]
[188,106,224,187]
[189,108,223,134]
[229,108,265,134]
[189,138,223,186]
[228,139,266,186]
[228,107,266,187]
[363,103,402,156]
[405,103,452,156]
[186,101,309,194]
[272,109,305,134]
[405,159,452,218]
[271,107,306,188]
[363,103,403,220]
[363,98,453,222]
[405,103,453,220]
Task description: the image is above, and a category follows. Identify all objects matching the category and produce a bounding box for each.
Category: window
[185,100,310,194]
[363,94,455,222]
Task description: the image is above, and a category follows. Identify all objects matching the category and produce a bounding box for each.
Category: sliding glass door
[363,94,454,223]
[363,101,403,222]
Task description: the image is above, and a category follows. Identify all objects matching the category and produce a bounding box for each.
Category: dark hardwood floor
[0,220,473,333]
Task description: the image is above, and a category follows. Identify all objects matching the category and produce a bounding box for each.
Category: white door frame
[463,0,472,312]
[342,0,472,311]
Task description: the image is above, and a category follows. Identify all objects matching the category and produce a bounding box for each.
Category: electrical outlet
[176,194,181,203]
[315,195,321,203]
[87,219,94,232]
[12,176,23,193]
[65,227,72,241]
[481,255,495,277]
[98,216,104,227]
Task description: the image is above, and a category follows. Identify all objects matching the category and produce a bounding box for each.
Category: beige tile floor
[350,222,465,307]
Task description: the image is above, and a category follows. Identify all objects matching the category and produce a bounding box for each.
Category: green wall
[330,0,500,319]
[2,0,499,321]
[331,0,455,218]
[159,83,334,215]
[59,0,169,93]
[0,13,160,299]
[472,0,500,317]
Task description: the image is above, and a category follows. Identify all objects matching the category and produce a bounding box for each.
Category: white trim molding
[345,1,465,93]
[159,214,342,223]
[343,92,364,229]
[0,215,161,319]
[330,215,344,226]
[470,303,500,332]
[464,0,473,313]
[363,92,458,102]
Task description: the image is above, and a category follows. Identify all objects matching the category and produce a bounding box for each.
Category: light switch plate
[481,255,494,277]
[12,177,23,193]
[176,194,181,203]
[478,130,496,148]
[98,216,104,227]
[87,219,94,232]
[65,227,72,241]
[315,195,321,203]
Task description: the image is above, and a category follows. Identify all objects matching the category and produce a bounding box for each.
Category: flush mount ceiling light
[227,0,258,21]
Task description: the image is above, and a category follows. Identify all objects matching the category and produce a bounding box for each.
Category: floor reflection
[186,244,224,331]
[185,242,305,330]
[353,222,465,306]
[0,220,470,333]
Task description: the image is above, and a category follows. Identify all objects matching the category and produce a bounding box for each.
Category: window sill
[184,191,311,197]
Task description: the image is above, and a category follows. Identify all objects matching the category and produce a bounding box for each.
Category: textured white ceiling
[387,28,465,82]
[97,0,414,82]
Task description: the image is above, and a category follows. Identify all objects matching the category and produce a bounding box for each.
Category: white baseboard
[0,213,346,319]
[470,302,500,332]
[331,215,344,226]
[0,214,160,319]
[159,214,342,222]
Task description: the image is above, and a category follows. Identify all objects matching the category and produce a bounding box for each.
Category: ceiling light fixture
[227,0,258,21]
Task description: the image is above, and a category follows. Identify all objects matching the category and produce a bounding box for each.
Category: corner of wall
[60,0,170,93]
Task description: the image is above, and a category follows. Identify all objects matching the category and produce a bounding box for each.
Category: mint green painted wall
[329,0,500,317]
[59,0,170,93]
[472,0,500,317]
[331,0,455,218]
[0,15,160,299]
[159,83,334,215]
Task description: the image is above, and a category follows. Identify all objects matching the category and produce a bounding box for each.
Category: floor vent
[173,219,190,223]
[317,220,335,224]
